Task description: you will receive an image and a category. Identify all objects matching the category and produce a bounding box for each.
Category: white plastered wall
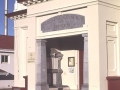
[14,1,88,90]
[87,2,120,90]
[99,4,120,89]
[26,17,36,90]
[27,0,97,15]
[61,50,79,89]
[14,18,31,88]
[14,16,36,90]
[13,0,120,90]
[36,6,88,39]
[0,50,14,89]
[14,17,36,90]
[99,0,120,6]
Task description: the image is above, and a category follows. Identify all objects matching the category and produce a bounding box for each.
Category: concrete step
[49,86,70,90]
[0,88,12,90]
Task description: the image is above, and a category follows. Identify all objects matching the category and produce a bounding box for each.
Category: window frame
[1,55,9,64]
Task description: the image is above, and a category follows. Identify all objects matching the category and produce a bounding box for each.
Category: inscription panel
[41,14,85,32]
[107,37,117,76]
[106,21,117,37]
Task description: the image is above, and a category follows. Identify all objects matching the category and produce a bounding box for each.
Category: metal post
[5,0,8,35]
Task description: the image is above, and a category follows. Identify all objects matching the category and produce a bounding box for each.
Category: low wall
[106,76,120,90]
[0,80,14,89]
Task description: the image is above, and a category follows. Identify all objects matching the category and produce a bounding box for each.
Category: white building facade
[0,35,14,89]
[6,0,120,90]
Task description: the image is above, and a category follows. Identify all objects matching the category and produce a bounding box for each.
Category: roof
[0,35,14,50]
[5,9,27,18]
[17,0,26,3]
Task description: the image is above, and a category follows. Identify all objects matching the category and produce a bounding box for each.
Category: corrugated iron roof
[0,35,14,49]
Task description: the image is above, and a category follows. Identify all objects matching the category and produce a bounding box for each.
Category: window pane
[1,56,4,63]
[5,56,8,62]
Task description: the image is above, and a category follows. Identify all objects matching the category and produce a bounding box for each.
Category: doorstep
[49,86,70,90]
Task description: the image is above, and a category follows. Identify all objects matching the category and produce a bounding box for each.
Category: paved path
[0,88,12,90]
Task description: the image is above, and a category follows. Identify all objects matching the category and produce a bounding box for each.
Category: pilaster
[36,39,49,90]
[81,33,88,90]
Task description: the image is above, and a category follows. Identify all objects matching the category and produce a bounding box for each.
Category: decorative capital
[82,33,88,37]
[14,27,18,30]
[50,54,55,57]
[20,26,28,30]
[9,13,27,20]
[21,0,50,6]
[55,52,63,61]
[36,39,47,46]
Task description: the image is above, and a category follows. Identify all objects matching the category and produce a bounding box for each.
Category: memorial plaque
[68,57,75,67]
[28,52,35,63]
[41,14,85,32]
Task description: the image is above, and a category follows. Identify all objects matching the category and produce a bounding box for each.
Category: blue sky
[0,0,15,36]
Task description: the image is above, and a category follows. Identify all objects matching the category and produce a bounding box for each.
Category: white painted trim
[27,1,98,18]
[116,23,120,75]
[77,50,79,89]
[98,1,120,10]
[27,0,120,18]
[0,49,14,53]
[37,27,88,39]
[75,50,78,86]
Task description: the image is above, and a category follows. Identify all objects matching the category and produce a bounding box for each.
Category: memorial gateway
[6,0,120,90]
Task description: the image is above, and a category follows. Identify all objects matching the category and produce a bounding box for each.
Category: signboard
[28,52,35,63]
[68,67,74,73]
[68,57,75,67]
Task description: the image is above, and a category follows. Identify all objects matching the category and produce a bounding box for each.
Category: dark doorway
[46,35,84,50]
[45,34,84,89]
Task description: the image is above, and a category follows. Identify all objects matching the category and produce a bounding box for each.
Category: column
[81,33,89,90]
[36,39,49,90]
[55,52,63,87]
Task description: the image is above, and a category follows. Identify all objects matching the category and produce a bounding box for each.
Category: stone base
[49,87,70,90]
[41,84,49,90]
[36,84,49,90]
[49,85,70,90]
[81,84,88,90]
